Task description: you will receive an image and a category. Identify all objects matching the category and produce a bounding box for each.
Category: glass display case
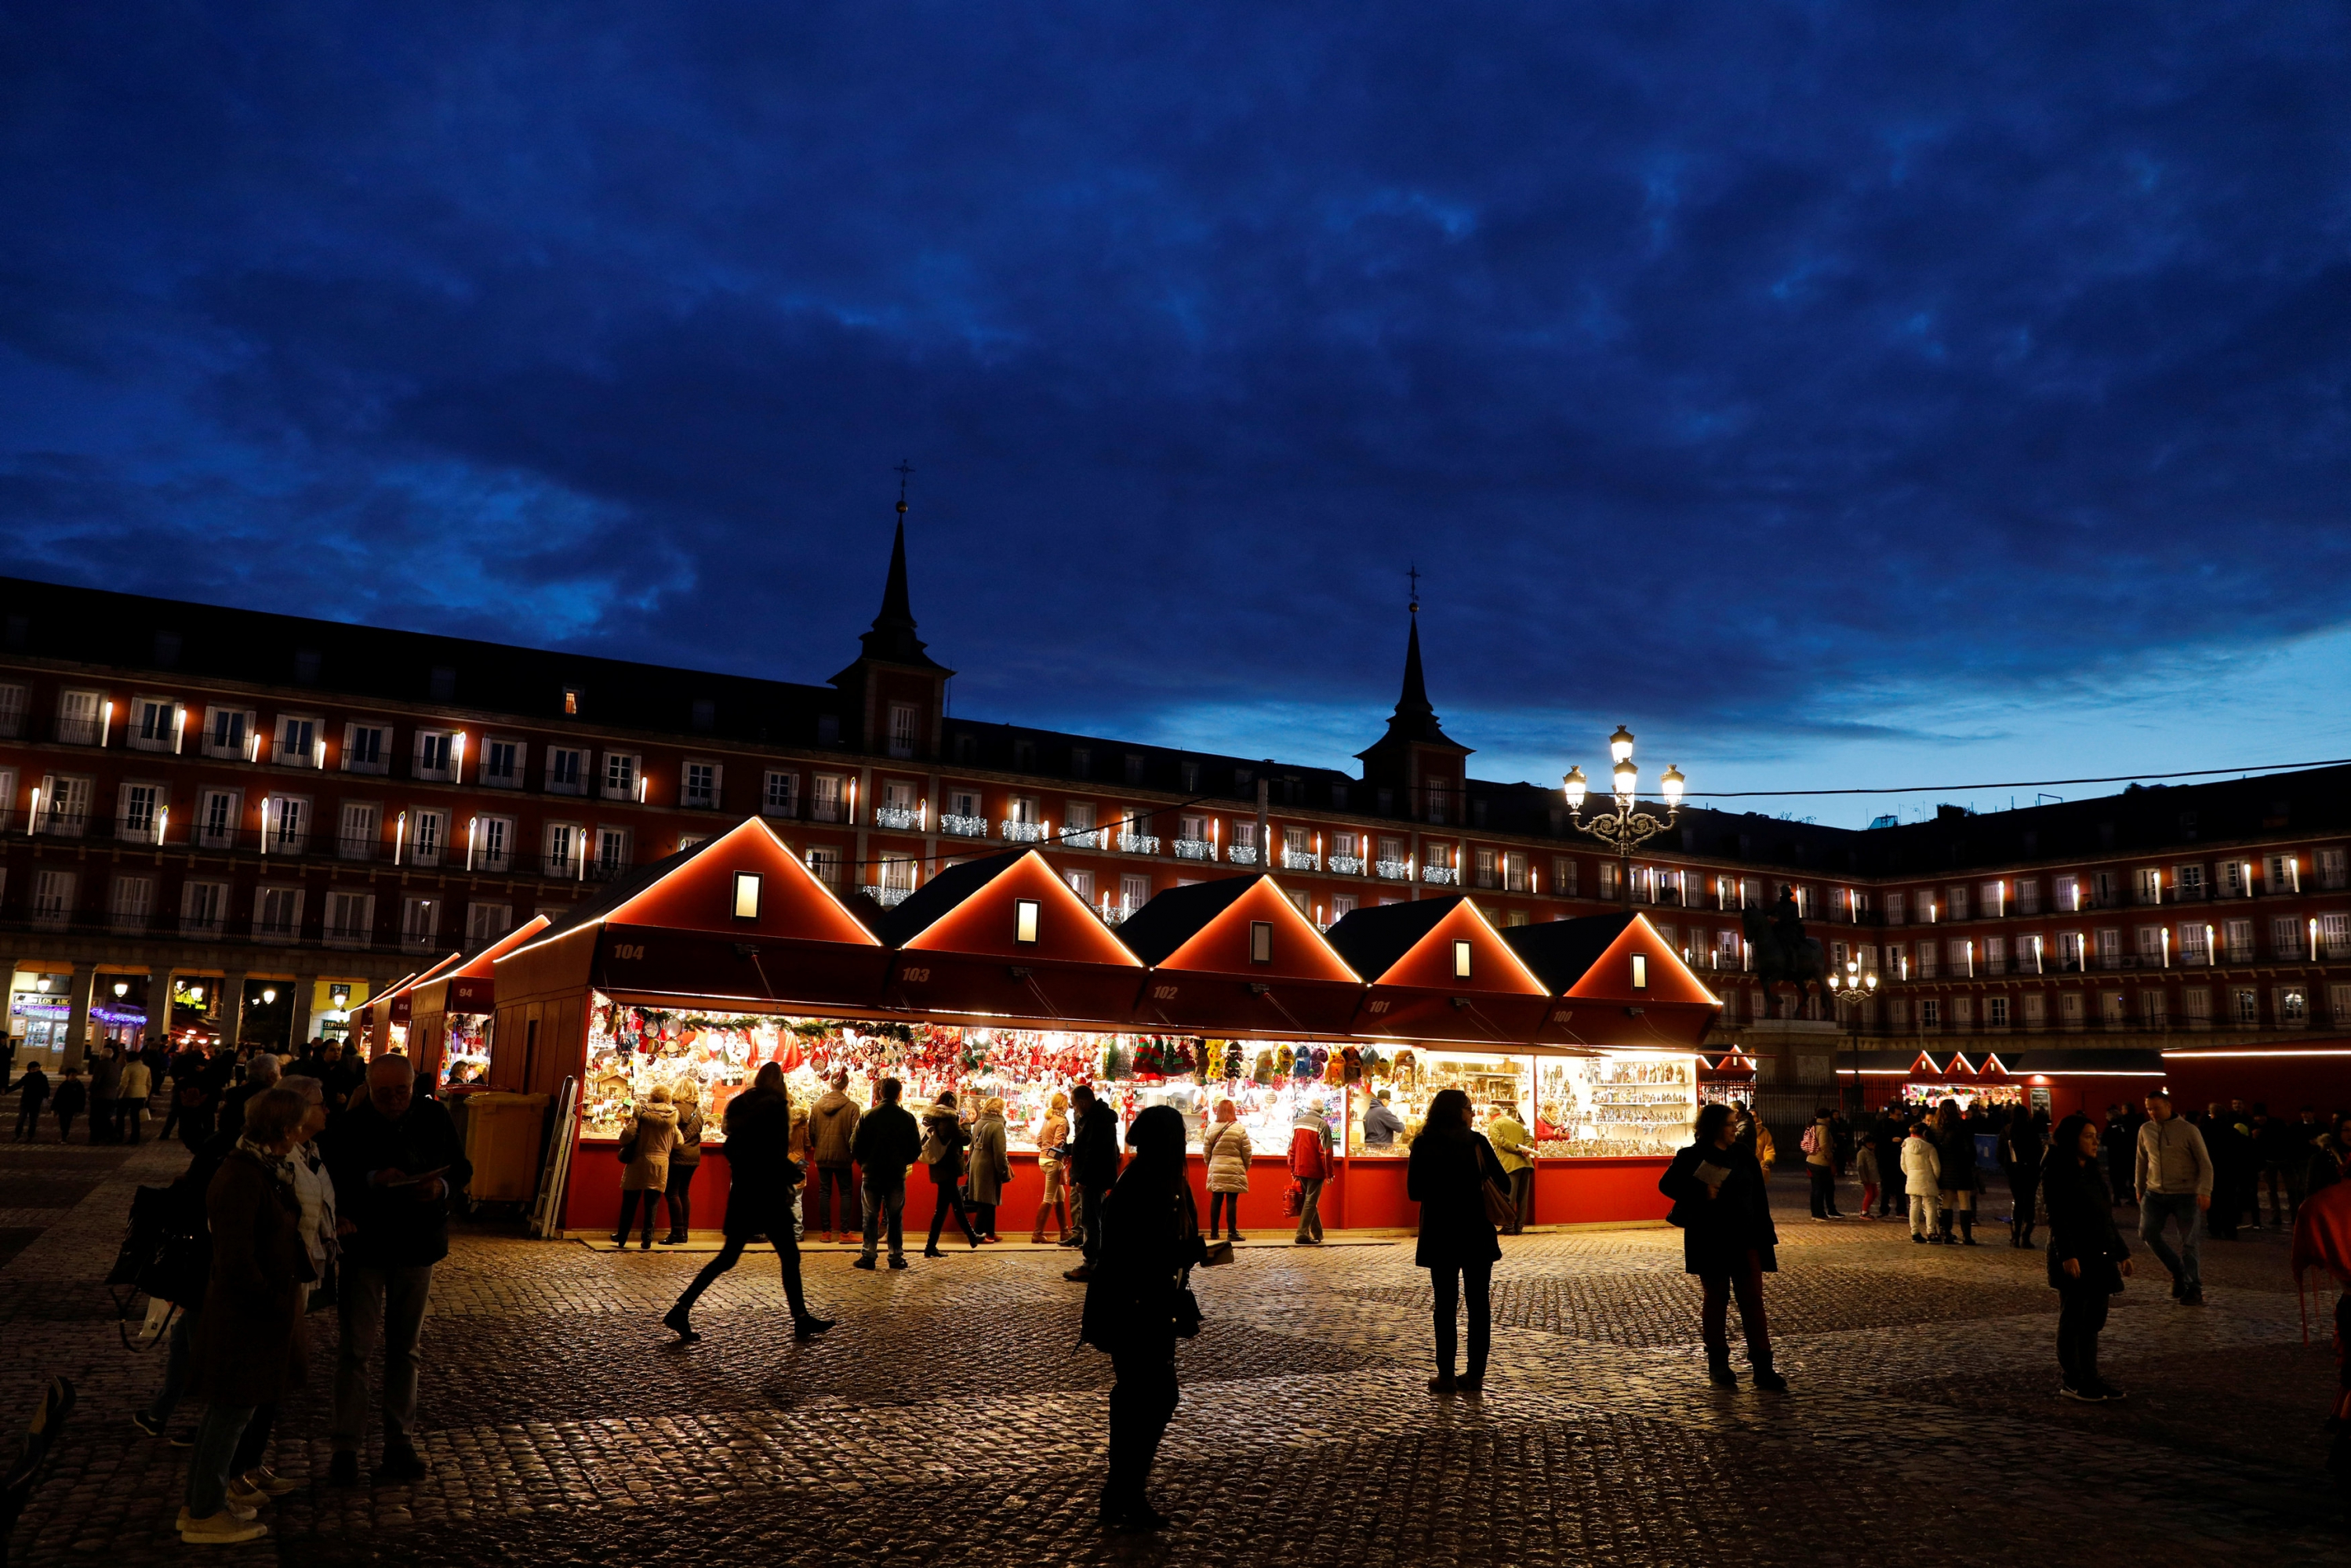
[440,1013,493,1088]
[1534,1052,1699,1158]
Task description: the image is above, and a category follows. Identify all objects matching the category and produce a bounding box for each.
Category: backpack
[1800,1126,1819,1155]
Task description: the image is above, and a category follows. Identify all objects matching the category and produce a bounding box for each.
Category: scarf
[236,1136,297,1189]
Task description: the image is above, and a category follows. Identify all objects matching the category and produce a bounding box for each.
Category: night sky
[5,4,2349,826]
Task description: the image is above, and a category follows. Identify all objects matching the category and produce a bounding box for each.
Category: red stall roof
[1505,911,1724,1051]
[878,848,1143,1025]
[373,954,462,1026]
[1116,874,1364,1036]
[412,914,554,1016]
[1324,895,1551,1045]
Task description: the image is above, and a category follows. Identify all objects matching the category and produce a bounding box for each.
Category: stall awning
[878,848,1144,1025]
[1116,874,1364,1036]
[369,955,462,1028]
[1505,911,1724,1051]
[353,971,417,1029]
[499,817,893,1013]
[409,914,553,1019]
[1324,895,1551,1045]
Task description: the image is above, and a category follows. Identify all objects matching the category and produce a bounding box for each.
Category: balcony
[873,806,921,831]
[863,884,914,907]
[1062,829,1105,850]
[1375,858,1411,880]
[1173,838,1216,862]
[545,850,579,878]
[1226,844,1260,866]
[1002,821,1047,844]
[338,835,376,862]
[1423,865,1458,887]
[180,914,223,941]
[1328,855,1364,875]
[1118,832,1161,855]
[1281,849,1321,873]
[939,815,987,839]
[53,714,103,746]
[29,903,72,931]
[256,920,301,946]
[585,858,630,884]
[323,924,373,951]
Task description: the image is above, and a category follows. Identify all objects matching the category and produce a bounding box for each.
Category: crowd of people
[6,1035,373,1150]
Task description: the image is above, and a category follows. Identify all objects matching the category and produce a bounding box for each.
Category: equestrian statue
[1739,884,1828,1015]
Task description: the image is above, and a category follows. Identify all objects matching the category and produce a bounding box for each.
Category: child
[1856,1137,1882,1221]
[50,1067,87,1142]
[1901,1120,1942,1243]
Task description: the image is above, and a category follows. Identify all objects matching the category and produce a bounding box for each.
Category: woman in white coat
[1901,1119,1942,1243]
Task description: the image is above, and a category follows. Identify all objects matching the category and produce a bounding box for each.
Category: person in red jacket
[1288,1098,1333,1246]
[2290,1172,2351,1484]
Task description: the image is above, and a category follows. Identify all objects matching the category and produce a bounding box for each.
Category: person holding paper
[1659,1102,1785,1391]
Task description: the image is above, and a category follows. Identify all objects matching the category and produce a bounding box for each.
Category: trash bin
[460,1091,551,1204]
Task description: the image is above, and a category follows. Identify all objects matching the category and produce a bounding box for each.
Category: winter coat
[670,1104,703,1168]
[1287,1112,1334,1179]
[1751,1123,1777,1171]
[1934,1123,1979,1193]
[1203,1120,1253,1192]
[188,1149,311,1406]
[1068,1101,1122,1189]
[2002,1118,2045,1190]
[1035,1112,1070,1174]
[713,1086,798,1239]
[1487,1113,1533,1175]
[850,1101,922,1185]
[1659,1139,1779,1276]
[1855,1143,1880,1185]
[621,1103,681,1192]
[321,1093,471,1269]
[1900,1134,1942,1198]
[1408,1128,1506,1269]
[1079,1170,1203,1356]
[291,1142,340,1283]
[921,1105,971,1184]
[2044,1153,2129,1293]
[89,1055,122,1101]
[808,1089,862,1166]
[965,1112,1012,1205]
[118,1061,154,1104]
[49,1078,82,1118]
[1361,1100,1406,1146]
[14,1069,49,1108]
[1804,1117,1836,1169]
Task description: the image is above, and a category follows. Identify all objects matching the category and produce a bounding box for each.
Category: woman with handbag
[1659,1102,1786,1391]
[1203,1099,1252,1243]
[920,1091,981,1258]
[966,1096,1012,1243]
[1081,1105,1205,1533]
[1407,1088,1509,1395]
[613,1086,680,1251]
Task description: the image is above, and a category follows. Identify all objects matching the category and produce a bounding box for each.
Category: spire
[1396,601,1433,721]
[1357,573,1467,764]
[853,463,944,670]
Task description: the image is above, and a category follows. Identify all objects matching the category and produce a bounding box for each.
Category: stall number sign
[611,943,646,961]
[899,967,932,984]
[1364,998,1391,1015]
[1150,984,1179,1000]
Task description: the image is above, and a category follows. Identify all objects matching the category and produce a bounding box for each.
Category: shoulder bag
[1475,1136,1515,1229]
[1172,1265,1203,1338]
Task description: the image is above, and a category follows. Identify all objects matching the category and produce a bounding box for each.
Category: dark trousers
[1429,1258,1493,1380]
[1700,1250,1771,1366]
[810,1164,857,1234]
[1873,1157,1897,1214]
[972,1200,998,1239]
[13,1101,42,1140]
[1507,1169,1533,1233]
[1808,1166,1840,1218]
[118,1097,144,1143]
[614,1187,659,1244]
[2009,1176,2040,1240]
[674,1229,811,1323]
[89,1097,114,1142]
[2056,1279,2111,1390]
[1080,1182,1109,1265]
[926,1175,979,1250]
[145,1305,198,1424]
[53,1109,74,1142]
[1104,1340,1179,1515]
[663,1162,696,1240]
[1207,1191,1244,1237]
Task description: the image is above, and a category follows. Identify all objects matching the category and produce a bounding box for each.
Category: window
[2178,922,2209,964]
[2175,862,2205,901]
[1919,998,1939,1029]
[198,789,238,849]
[2138,926,2164,964]
[1331,892,1357,920]
[0,682,24,738]
[2097,992,2125,1025]
[2273,915,2302,960]
[1917,941,1938,978]
[562,686,583,715]
[409,808,446,868]
[1884,891,1906,924]
[111,874,151,931]
[118,782,163,844]
[1951,996,1972,1025]
[1066,800,1096,837]
[2135,867,2162,906]
[343,724,388,775]
[2223,859,2253,898]
[336,801,379,860]
[811,775,844,823]
[1250,920,1274,964]
[325,891,375,948]
[1453,938,1473,979]
[545,822,582,877]
[277,715,318,767]
[1070,746,1092,779]
[805,846,843,887]
[199,706,249,758]
[263,794,309,854]
[732,873,762,921]
[2055,875,2080,913]
[1065,869,1094,902]
[0,768,12,833]
[55,688,103,746]
[2224,917,2255,963]
[2233,987,2260,1025]
[1125,754,1146,786]
[400,895,441,949]
[1598,862,1620,900]
[683,761,721,810]
[1120,874,1150,915]
[547,747,585,795]
[256,886,304,942]
[467,902,514,944]
[129,697,177,751]
[1985,935,2007,975]
[473,815,513,873]
[2266,854,2301,894]
[1946,887,1969,920]
[1473,848,1497,889]
[2332,982,2351,1025]
[594,826,630,877]
[1014,898,1040,945]
[34,774,89,837]
[29,869,74,929]
[181,880,227,937]
[1181,760,1201,793]
[763,771,801,818]
[817,714,841,746]
[2015,878,2040,915]
[1553,858,1576,897]
[481,739,522,788]
[2320,848,2349,891]
[2140,990,2166,1027]
[1501,852,1528,894]
[414,729,456,781]
[2022,993,2044,1027]
[2321,912,2351,960]
[1950,937,1972,976]
[888,703,918,760]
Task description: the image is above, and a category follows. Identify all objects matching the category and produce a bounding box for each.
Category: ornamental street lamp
[1826,957,1879,1115]
[1563,726,1685,908]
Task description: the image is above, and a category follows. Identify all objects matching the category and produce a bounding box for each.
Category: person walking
[661,1081,703,1244]
[1804,1108,1843,1220]
[1064,1083,1121,1281]
[1080,1105,1208,1533]
[1660,1102,1786,1391]
[2003,1106,2046,1248]
[663,1062,834,1343]
[2044,1112,2134,1402]
[179,1086,313,1545]
[1032,1091,1072,1244]
[116,1049,154,1145]
[1488,1100,1535,1234]
[850,1076,923,1270]
[12,1062,49,1141]
[89,1045,122,1144]
[1288,1097,1334,1246]
[1931,1100,1979,1244]
[2135,1090,2213,1307]
[320,1054,470,1488]
[1202,1098,1252,1243]
[966,1096,1012,1243]
[807,1070,861,1244]
[919,1092,982,1258]
[1902,1119,1942,1243]
[1409,1088,1509,1394]
[611,1085,681,1250]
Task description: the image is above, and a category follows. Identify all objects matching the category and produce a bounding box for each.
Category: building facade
[5,521,2348,1090]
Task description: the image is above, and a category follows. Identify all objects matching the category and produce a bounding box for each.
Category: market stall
[2160,1038,2350,1112]
[351,961,456,1060]
[1697,1051,1759,1109]
[405,915,552,1088]
[1835,1048,2167,1120]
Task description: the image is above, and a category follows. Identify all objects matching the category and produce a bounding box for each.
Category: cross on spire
[1407,561,1420,614]
[893,459,914,516]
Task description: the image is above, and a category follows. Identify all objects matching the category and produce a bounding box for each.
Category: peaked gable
[601,816,881,946]
[1338,897,1546,996]
[891,849,1141,967]
[1147,876,1360,983]
[1557,913,1721,1008]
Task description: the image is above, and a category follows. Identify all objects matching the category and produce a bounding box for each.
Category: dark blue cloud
[5,1,2350,815]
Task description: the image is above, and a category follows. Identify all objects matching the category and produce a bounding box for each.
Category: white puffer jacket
[1900,1133,1942,1197]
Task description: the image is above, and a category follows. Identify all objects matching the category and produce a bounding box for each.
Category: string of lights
[1687,756,2351,801]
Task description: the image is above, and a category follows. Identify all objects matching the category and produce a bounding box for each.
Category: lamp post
[1826,957,1878,1116]
[1563,726,1685,908]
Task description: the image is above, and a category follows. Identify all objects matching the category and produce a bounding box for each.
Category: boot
[1706,1350,1738,1388]
[1750,1354,1787,1393]
[1960,1214,1977,1246]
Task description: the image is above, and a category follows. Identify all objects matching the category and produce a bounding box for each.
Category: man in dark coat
[1660,1102,1785,1390]
[1065,1083,1122,1281]
[663,1063,834,1342]
[11,1062,49,1141]
[849,1076,923,1269]
[320,1054,468,1487]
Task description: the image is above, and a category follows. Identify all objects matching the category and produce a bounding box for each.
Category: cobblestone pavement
[0,1138,2342,1568]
